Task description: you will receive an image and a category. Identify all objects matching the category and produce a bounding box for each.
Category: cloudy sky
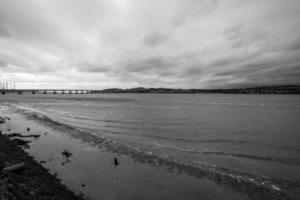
[0,0,300,89]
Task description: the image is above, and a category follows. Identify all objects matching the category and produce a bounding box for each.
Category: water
[1,93,300,198]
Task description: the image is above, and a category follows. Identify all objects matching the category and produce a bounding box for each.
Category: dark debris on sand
[0,130,85,200]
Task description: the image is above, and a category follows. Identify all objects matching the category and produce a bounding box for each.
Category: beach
[0,126,85,199]
[1,93,299,200]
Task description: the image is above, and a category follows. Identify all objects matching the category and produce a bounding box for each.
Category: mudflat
[0,127,85,200]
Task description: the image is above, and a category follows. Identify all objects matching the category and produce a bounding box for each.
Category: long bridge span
[1,89,103,95]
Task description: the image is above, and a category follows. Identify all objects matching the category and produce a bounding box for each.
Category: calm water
[1,93,300,197]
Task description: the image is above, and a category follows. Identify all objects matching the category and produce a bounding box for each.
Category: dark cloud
[244,69,300,87]
[213,55,300,87]
[180,65,204,77]
[286,40,300,52]
[0,60,7,67]
[144,32,168,46]
[223,24,267,49]
[209,57,234,68]
[159,70,177,77]
[76,62,111,73]
[121,57,172,74]
[0,24,11,38]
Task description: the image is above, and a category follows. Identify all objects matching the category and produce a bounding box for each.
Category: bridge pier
[0,89,99,95]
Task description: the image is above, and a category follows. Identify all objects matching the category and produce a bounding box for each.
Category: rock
[62,149,72,158]
[29,190,36,196]
[0,117,6,124]
[114,157,119,167]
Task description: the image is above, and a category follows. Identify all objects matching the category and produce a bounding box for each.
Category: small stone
[114,157,119,167]
[29,190,36,196]
[62,149,72,158]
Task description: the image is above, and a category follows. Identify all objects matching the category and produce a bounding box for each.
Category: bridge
[1,89,103,95]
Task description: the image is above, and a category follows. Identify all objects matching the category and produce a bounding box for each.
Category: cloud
[0,0,299,89]
[122,57,173,73]
[75,61,111,73]
[286,40,300,52]
[223,24,270,50]
[0,25,11,38]
[144,32,168,46]
[171,0,219,27]
[0,60,7,67]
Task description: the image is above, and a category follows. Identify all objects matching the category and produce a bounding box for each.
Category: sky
[0,0,300,89]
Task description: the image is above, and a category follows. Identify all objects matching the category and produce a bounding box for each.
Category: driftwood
[8,133,40,139]
[2,162,25,172]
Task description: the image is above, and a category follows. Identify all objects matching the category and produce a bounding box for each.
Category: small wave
[62,114,145,125]
[168,148,300,166]
[85,126,300,153]
[63,113,191,126]
[187,102,300,109]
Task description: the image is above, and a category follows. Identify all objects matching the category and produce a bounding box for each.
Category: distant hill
[100,85,300,94]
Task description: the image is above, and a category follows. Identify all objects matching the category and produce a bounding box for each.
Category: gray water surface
[1,93,300,198]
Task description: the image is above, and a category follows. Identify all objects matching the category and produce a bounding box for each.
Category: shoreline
[11,105,296,200]
[0,104,298,200]
[0,128,86,200]
[0,108,252,200]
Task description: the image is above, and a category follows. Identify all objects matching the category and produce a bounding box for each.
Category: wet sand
[0,129,85,199]
[0,105,294,200]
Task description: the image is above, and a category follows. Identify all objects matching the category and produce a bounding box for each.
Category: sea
[1,93,300,199]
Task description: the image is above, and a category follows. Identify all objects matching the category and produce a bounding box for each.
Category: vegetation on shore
[100,85,300,94]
